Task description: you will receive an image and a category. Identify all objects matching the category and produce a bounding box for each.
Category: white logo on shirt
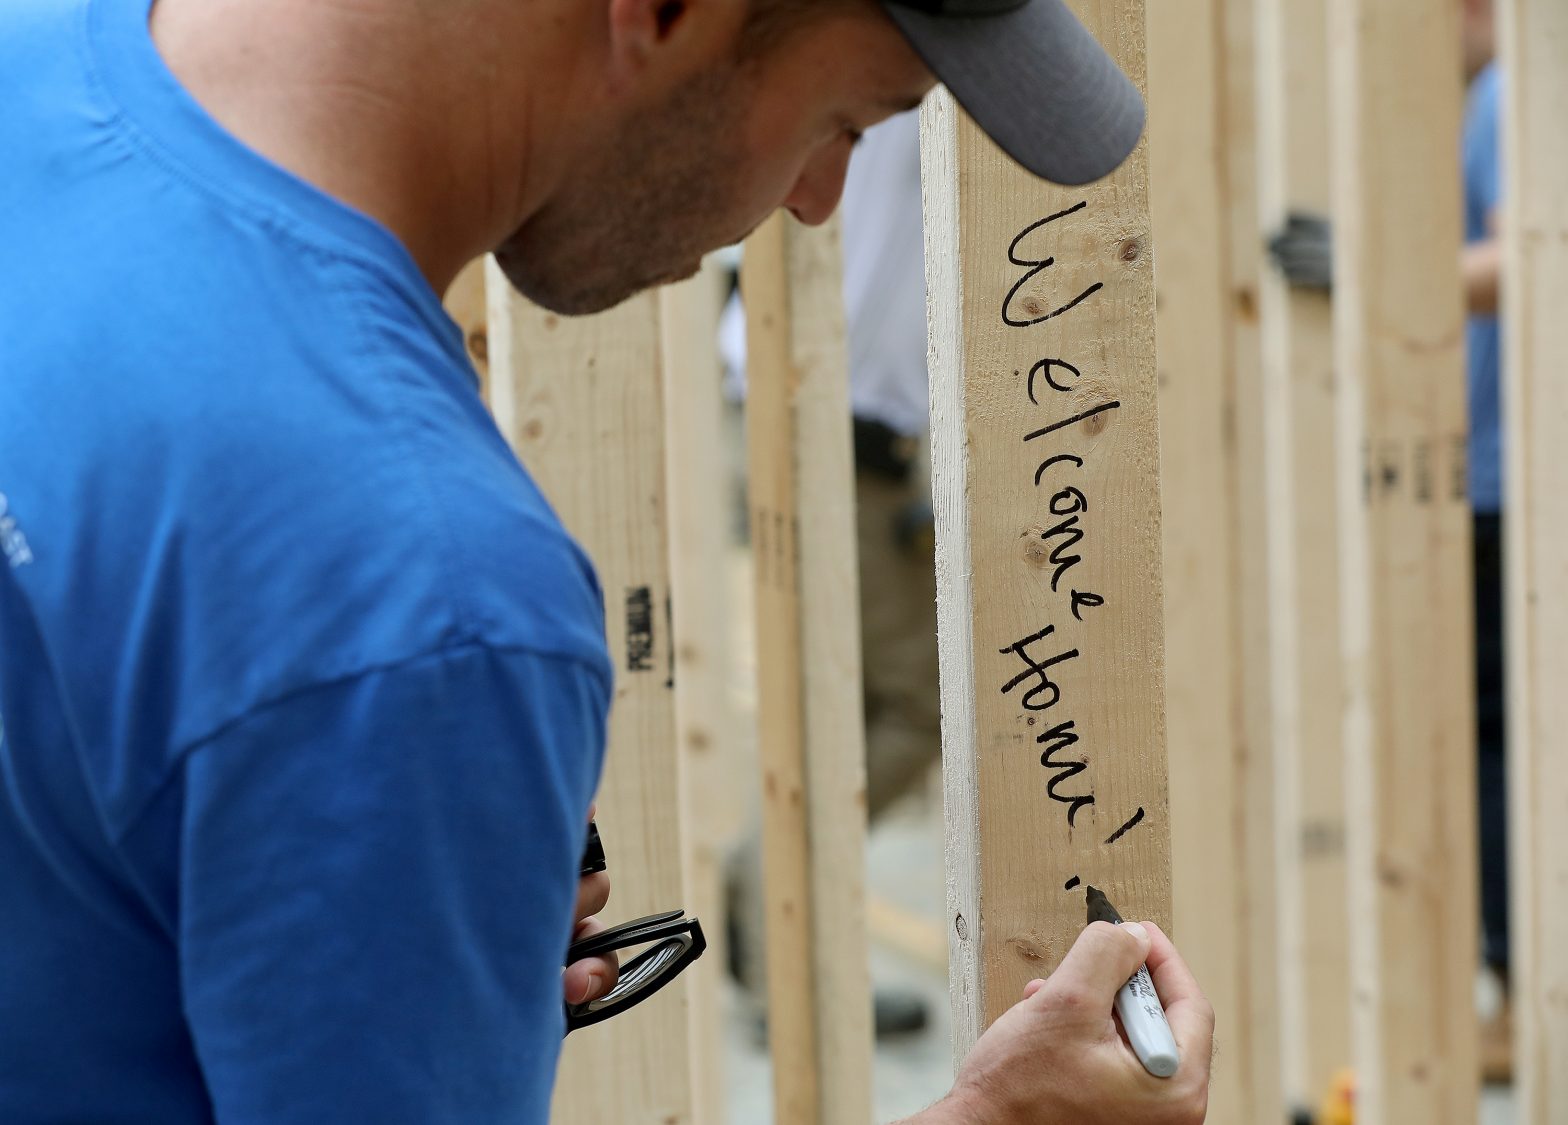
[0,492,33,569]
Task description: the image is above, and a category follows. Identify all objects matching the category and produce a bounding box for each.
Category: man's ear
[605,0,745,90]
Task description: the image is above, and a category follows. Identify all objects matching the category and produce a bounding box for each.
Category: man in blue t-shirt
[1,0,1214,1122]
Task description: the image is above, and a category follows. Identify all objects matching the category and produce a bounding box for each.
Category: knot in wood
[1007,936,1047,964]
[466,330,489,364]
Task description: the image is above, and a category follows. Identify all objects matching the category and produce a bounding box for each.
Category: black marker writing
[1034,452,1084,488]
[1003,202,1105,328]
[1027,358,1082,403]
[999,626,1080,713]
[1039,516,1086,593]
[1022,400,1122,445]
[626,586,655,673]
[1104,807,1146,846]
[1036,719,1095,826]
[1070,591,1105,621]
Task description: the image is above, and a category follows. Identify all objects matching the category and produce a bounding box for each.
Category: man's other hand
[564,813,618,1008]
[906,920,1214,1125]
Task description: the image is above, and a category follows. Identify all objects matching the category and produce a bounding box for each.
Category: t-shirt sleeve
[175,643,608,1125]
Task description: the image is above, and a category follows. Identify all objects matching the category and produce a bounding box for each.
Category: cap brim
[884,0,1145,186]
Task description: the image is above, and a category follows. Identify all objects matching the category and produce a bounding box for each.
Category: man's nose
[783,142,853,227]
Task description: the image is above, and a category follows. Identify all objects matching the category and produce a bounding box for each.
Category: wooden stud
[1501,0,1568,1115]
[920,0,1171,1060]
[444,257,492,404]
[1326,0,1479,1119]
[486,272,697,1125]
[1218,4,1285,1119]
[1146,0,1280,1120]
[1254,0,1352,1109]
[742,212,874,1125]
[660,260,738,1125]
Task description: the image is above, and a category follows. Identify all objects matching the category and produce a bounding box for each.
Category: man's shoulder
[6,314,610,833]
[171,356,615,744]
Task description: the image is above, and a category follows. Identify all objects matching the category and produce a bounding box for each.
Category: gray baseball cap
[881,0,1146,186]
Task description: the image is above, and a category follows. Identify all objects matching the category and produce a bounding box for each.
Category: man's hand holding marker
[904,912,1213,1125]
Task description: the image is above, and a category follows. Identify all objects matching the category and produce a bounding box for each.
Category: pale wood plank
[920,0,1172,1061]
[1254,0,1352,1109]
[444,257,492,404]
[1500,0,1568,1115]
[486,268,696,1125]
[1147,0,1280,1119]
[660,260,737,1125]
[1326,0,1479,1118]
[742,212,874,1125]
[1146,2,1245,1116]
[1219,5,1284,1120]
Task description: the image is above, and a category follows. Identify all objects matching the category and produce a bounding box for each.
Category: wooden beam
[1147,0,1279,1120]
[1326,0,1479,1119]
[742,212,873,1125]
[660,260,738,1125]
[486,272,697,1125]
[920,0,1172,1060]
[1501,0,1568,1115]
[1218,4,1285,1118]
[444,257,492,405]
[1254,0,1352,1109]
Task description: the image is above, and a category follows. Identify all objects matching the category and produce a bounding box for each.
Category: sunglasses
[565,821,707,1034]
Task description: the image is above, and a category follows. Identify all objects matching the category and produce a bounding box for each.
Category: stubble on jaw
[494,65,757,317]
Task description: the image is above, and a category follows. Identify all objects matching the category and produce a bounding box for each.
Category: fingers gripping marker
[1085,887,1181,1079]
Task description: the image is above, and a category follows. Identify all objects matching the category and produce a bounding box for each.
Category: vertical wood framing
[920,0,1171,1060]
[660,262,737,1125]
[1254,0,1351,1108]
[1501,0,1568,1116]
[1218,4,1284,1118]
[486,271,696,1125]
[743,212,874,1125]
[444,257,492,404]
[1147,0,1279,1119]
[1327,0,1479,1120]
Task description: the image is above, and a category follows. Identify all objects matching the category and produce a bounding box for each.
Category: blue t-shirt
[1464,62,1504,514]
[0,0,613,1121]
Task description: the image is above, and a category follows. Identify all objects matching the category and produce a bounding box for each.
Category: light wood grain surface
[443,258,492,404]
[1254,0,1353,1110]
[743,212,874,1125]
[921,0,1172,1062]
[1148,0,1281,1120]
[661,261,738,1125]
[1327,0,1479,1119]
[1501,0,1568,1118]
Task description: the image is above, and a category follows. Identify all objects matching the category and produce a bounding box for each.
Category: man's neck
[150,0,572,294]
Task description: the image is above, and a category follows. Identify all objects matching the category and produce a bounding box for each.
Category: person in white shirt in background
[722,108,942,1035]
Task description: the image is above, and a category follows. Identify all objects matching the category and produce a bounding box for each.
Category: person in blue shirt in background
[1269,0,1511,1084]
[1458,0,1510,1083]
[0,0,1216,1122]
